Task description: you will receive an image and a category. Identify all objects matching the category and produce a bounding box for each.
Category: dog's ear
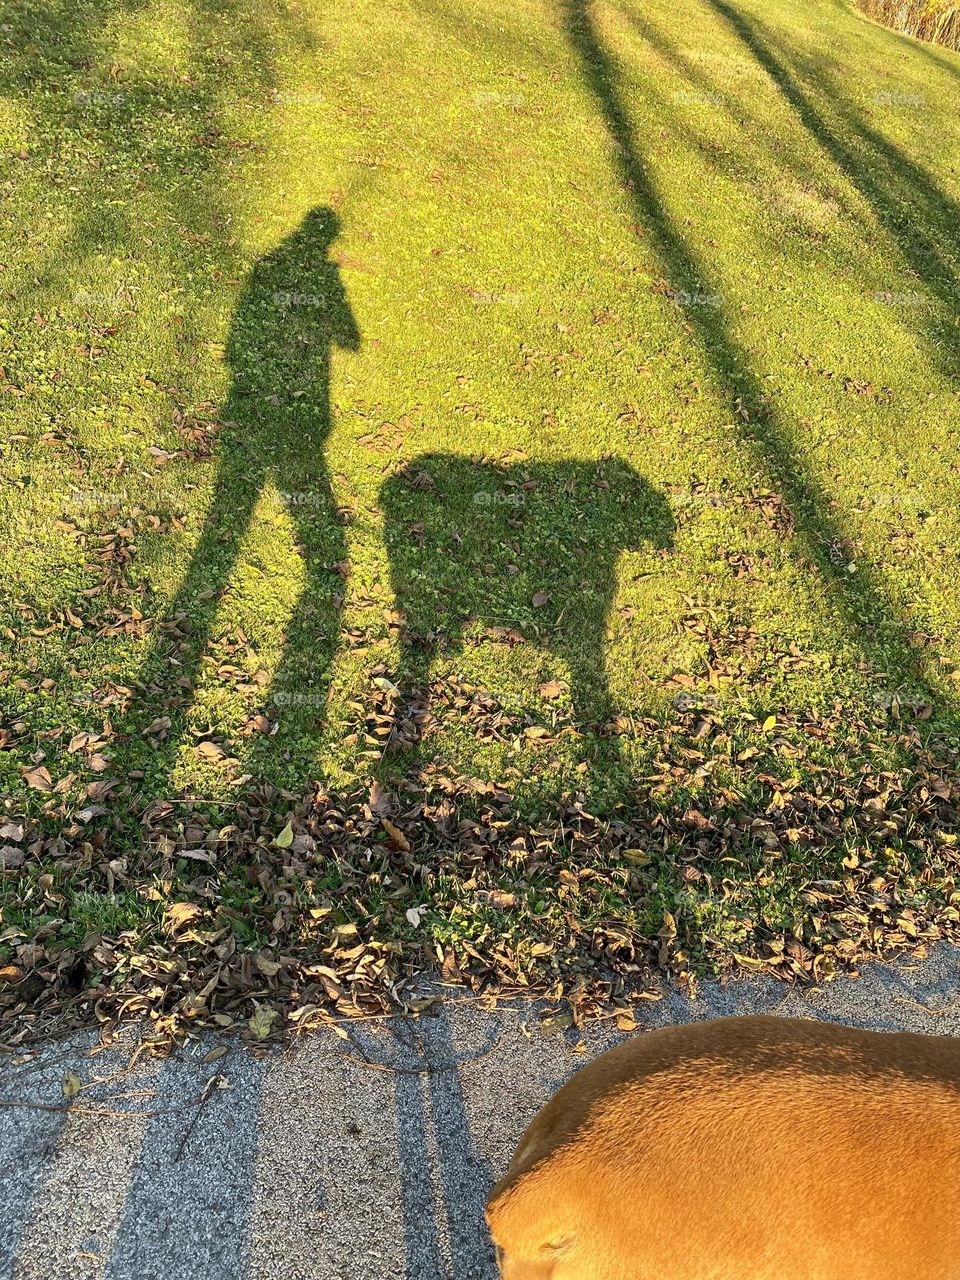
[543,1235,577,1264]
[487,1165,578,1275]
[495,1237,577,1279]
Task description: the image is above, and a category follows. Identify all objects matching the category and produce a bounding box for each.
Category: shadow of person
[340,1008,500,1279]
[129,206,359,790]
[380,454,675,766]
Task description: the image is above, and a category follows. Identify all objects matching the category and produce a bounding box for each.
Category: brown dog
[486,1015,960,1280]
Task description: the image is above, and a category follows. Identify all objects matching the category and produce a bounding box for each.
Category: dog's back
[486,1015,960,1280]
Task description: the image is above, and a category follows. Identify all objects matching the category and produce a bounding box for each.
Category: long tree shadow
[612,0,960,489]
[560,0,954,716]
[704,0,960,373]
[613,2,842,194]
[125,206,359,790]
[380,454,675,773]
[907,30,960,87]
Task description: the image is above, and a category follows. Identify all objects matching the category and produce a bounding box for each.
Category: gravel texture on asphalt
[2,944,959,1279]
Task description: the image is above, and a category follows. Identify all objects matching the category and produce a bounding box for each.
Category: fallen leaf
[248,1006,279,1040]
[383,819,411,853]
[255,952,282,978]
[22,765,53,791]
[275,821,294,849]
[86,779,118,800]
[539,1010,573,1035]
[622,848,652,865]
[75,806,106,824]
[539,680,565,699]
[367,781,393,817]
[487,890,517,909]
[164,902,203,932]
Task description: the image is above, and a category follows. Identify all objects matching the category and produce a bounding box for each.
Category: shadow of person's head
[296,204,342,250]
[225,204,360,419]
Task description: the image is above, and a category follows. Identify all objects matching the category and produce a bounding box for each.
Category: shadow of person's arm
[330,266,361,352]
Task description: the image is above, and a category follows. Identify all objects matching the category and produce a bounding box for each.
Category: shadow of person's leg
[121,443,264,796]
[366,625,467,791]
[394,1062,447,1280]
[358,1013,500,1280]
[425,1008,499,1280]
[565,665,614,739]
[247,464,347,788]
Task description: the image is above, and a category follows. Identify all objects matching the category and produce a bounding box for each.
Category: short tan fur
[486,1015,960,1280]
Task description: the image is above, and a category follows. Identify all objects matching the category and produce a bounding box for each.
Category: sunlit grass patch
[2,0,960,1038]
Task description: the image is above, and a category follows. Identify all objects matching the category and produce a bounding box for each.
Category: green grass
[2,0,960,1033]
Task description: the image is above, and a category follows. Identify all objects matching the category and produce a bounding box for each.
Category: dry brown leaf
[539,679,565,699]
[383,818,411,853]
[255,953,282,978]
[487,890,518,909]
[164,902,203,932]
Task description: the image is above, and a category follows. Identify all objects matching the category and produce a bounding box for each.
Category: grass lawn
[2,0,960,1040]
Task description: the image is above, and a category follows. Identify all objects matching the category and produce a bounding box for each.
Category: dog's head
[488,1189,578,1280]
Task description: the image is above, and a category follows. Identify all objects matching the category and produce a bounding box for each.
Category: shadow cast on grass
[614,0,958,388]
[560,0,954,719]
[0,0,313,311]
[379,454,675,766]
[123,206,359,792]
[706,0,960,374]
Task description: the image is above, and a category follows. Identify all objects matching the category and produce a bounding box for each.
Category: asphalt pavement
[2,943,959,1279]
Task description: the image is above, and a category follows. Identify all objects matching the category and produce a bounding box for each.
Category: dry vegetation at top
[858,0,960,48]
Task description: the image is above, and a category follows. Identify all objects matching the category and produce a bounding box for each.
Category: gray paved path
[2,944,959,1279]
